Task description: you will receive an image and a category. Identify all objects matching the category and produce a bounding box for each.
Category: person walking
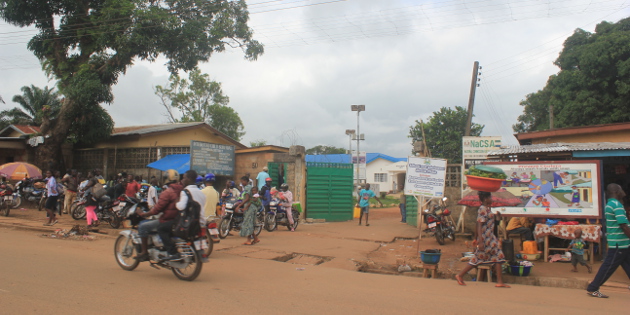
[235,176,260,245]
[43,170,59,226]
[399,193,407,223]
[256,166,270,190]
[358,184,382,226]
[586,183,630,298]
[61,169,78,215]
[455,191,510,288]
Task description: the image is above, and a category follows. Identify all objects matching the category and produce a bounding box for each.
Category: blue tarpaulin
[147,154,190,173]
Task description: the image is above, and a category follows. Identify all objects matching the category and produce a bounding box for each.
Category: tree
[155,68,245,141]
[0,0,263,170]
[306,145,346,155]
[249,139,267,147]
[0,85,61,130]
[408,106,483,163]
[514,18,630,133]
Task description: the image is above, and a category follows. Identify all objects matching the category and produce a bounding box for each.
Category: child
[567,228,592,273]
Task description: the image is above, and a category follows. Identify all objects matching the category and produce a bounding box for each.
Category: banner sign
[462,136,502,189]
[190,140,235,176]
[485,160,602,218]
[404,157,447,197]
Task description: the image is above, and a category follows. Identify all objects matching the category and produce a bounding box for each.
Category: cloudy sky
[1,0,630,158]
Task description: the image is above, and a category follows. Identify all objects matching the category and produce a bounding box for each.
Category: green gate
[267,162,287,188]
[406,195,418,227]
[306,162,354,221]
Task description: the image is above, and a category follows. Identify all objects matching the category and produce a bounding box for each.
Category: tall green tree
[306,145,346,155]
[408,106,484,163]
[0,0,263,170]
[155,68,245,141]
[0,85,61,130]
[514,18,630,133]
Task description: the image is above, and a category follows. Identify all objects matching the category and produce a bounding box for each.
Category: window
[374,173,387,182]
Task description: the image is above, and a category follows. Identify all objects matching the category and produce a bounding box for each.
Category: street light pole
[351,105,365,188]
[345,129,355,155]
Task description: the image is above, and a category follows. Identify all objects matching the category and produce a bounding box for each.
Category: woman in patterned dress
[455,191,510,288]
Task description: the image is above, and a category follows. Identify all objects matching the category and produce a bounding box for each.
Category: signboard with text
[351,150,367,181]
[462,136,502,189]
[190,140,235,176]
[404,157,447,198]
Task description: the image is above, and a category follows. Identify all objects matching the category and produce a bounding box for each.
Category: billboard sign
[190,140,235,176]
[462,136,502,189]
[404,157,447,198]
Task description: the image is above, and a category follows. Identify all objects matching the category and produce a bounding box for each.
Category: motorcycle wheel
[435,224,445,245]
[114,235,140,271]
[108,211,121,229]
[11,195,21,209]
[218,216,231,239]
[1,201,10,217]
[171,248,203,281]
[287,210,300,231]
[38,196,46,211]
[71,204,86,220]
[204,232,214,257]
[254,212,264,236]
[264,213,277,232]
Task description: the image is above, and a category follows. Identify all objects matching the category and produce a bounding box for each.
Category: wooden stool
[421,264,438,278]
[476,265,492,282]
[508,233,525,250]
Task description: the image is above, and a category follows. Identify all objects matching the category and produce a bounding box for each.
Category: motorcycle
[0,185,14,216]
[10,180,24,209]
[114,203,205,281]
[423,197,456,245]
[71,194,121,228]
[218,197,263,239]
[264,198,300,232]
[18,179,46,208]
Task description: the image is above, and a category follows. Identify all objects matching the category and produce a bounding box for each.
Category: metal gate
[306,162,354,221]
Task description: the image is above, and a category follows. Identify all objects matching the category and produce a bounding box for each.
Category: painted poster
[462,136,502,190]
[485,161,602,218]
[404,157,447,197]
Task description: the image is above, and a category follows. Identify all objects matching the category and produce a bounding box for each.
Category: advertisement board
[190,140,235,176]
[462,136,502,189]
[404,157,447,198]
[485,160,602,218]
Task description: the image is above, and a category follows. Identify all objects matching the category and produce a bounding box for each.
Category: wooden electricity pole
[464,61,480,136]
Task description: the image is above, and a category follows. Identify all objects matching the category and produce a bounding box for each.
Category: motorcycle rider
[279,183,295,232]
[134,169,183,262]
[259,177,273,213]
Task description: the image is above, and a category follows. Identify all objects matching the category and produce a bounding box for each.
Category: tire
[108,211,121,229]
[11,195,21,209]
[447,223,456,241]
[71,204,86,220]
[435,224,445,245]
[38,196,46,211]
[171,247,203,281]
[204,232,214,257]
[1,201,10,217]
[264,213,277,232]
[287,210,300,231]
[218,216,231,239]
[114,235,140,271]
[254,211,264,236]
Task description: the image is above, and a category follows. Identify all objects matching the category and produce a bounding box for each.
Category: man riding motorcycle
[259,177,273,212]
[134,169,182,262]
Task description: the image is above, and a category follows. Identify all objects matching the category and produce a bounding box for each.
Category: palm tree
[0,85,62,129]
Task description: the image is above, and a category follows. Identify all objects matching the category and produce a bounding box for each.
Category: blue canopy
[147,154,190,174]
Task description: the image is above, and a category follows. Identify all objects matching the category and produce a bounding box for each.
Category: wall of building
[366,158,395,193]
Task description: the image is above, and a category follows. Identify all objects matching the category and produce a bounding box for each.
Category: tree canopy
[0,85,61,130]
[409,106,483,163]
[513,17,630,133]
[0,0,263,169]
[156,68,245,141]
[306,145,346,155]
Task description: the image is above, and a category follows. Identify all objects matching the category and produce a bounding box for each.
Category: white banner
[404,157,447,197]
[351,150,366,181]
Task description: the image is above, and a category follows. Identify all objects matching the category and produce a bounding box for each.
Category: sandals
[495,284,511,288]
[51,220,58,226]
[242,242,254,245]
[253,239,260,244]
[587,291,608,298]
[455,275,466,286]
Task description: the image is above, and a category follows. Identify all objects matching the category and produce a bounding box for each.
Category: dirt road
[1,209,628,314]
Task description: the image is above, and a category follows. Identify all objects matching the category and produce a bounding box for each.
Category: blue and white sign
[190,140,235,176]
[404,157,447,197]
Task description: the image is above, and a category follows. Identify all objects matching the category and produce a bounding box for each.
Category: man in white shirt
[176,170,207,227]
[147,177,158,208]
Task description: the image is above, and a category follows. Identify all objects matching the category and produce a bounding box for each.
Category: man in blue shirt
[358,184,382,226]
[256,167,270,190]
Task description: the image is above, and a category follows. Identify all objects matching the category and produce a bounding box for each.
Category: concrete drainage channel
[218,247,333,266]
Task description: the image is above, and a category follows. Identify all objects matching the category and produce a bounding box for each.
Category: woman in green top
[236,176,261,245]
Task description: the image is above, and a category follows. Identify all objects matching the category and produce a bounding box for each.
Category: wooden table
[534,224,602,264]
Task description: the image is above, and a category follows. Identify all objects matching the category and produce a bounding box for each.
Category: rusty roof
[111,122,246,149]
[515,122,630,142]
[488,142,630,156]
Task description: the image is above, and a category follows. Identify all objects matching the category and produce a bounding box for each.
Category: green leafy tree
[408,106,484,163]
[0,85,62,130]
[249,139,267,147]
[514,18,630,133]
[155,68,245,141]
[0,0,263,169]
[306,145,346,155]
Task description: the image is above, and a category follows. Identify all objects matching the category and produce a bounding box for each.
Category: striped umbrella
[0,162,43,180]
[457,189,521,207]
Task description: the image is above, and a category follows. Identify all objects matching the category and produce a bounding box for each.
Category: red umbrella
[0,162,43,180]
[457,189,521,207]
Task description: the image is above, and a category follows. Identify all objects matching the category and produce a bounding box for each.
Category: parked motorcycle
[71,194,121,228]
[423,197,456,245]
[218,197,263,239]
[18,179,46,208]
[114,204,205,281]
[264,198,299,232]
[0,185,14,216]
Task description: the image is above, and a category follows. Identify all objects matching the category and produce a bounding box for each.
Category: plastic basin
[420,251,442,264]
[466,175,503,192]
[509,265,532,276]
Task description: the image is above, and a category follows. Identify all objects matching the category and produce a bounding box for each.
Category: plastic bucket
[420,251,442,264]
[509,265,532,276]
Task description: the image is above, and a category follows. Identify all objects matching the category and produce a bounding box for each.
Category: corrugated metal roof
[488,142,630,156]
[112,122,204,136]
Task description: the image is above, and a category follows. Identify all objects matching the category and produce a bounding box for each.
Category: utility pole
[549,104,554,129]
[464,61,481,136]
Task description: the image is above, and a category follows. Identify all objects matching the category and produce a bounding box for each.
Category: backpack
[172,189,201,240]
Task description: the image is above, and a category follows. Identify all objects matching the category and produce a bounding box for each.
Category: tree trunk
[34,98,76,172]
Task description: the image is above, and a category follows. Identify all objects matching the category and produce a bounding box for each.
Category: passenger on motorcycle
[279,183,295,231]
[134,169,183,262]
[170,170,207,260]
